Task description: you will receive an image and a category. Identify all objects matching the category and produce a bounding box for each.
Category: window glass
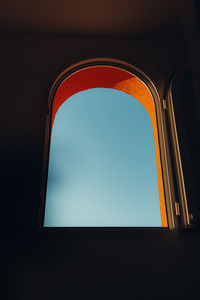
[44,88,161,226]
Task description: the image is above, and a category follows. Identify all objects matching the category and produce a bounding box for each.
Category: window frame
[39,58,182,230]
[166,67,192,228]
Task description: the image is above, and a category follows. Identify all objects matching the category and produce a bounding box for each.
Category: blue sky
[44,88,161,227]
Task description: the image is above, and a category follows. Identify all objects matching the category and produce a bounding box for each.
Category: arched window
[40,59,176,228]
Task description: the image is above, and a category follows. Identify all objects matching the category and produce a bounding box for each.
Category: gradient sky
[44,88,161,227]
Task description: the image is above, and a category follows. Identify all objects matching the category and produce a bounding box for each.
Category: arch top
[51,61,157,127]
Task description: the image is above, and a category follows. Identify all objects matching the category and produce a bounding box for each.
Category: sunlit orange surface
[51,66,167,227]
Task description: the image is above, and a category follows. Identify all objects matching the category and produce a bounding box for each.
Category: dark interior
[1,1,200,299]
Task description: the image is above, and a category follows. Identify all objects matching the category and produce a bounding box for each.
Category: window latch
[175,202,180,216]
[162,99,167,110]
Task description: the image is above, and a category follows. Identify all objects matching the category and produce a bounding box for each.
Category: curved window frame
[40,58,181,230]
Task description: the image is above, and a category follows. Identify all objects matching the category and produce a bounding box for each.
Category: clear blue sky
[44,88,161,227]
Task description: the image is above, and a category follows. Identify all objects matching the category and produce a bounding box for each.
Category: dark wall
[1,32,200,299]
[1,33,188,232]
